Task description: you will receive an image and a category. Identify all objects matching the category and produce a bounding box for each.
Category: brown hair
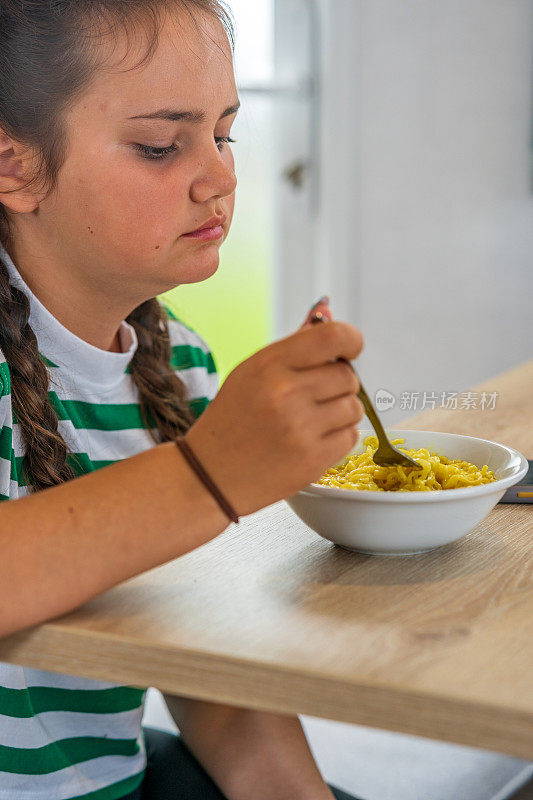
[0,0,234,492]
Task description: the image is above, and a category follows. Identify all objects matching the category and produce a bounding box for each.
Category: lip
[183,215,227,235]
[181,225,225,242]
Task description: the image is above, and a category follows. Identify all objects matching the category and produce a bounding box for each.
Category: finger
[273,321,364,370]
[316,393,365,436]
[319,425,360,469]
[302,360,360,402]
[301,302,333,328]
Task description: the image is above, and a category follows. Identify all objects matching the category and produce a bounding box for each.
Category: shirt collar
[0,243,138,390]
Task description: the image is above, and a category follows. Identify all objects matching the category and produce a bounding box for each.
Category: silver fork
[310,312,421,469]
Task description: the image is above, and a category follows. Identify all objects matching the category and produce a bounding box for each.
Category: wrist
[183,427,249,518]
[165,440,231,537]
[176,435,239,525]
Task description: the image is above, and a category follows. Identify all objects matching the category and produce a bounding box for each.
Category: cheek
[65,151,190,250]
[103,161,189,245]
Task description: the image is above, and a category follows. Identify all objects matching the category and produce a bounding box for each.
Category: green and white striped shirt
[0,244,219,799]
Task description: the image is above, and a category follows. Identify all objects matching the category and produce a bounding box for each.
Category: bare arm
[0,321,364,641]
[0,441,229,638]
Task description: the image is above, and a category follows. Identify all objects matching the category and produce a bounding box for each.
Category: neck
[5,234,139,353]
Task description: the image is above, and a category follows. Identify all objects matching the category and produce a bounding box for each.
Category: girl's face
[30,9,238,302]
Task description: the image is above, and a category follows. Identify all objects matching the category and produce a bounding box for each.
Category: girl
[0,1,365,799]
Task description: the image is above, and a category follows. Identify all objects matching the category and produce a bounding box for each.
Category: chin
[178,246,221,284]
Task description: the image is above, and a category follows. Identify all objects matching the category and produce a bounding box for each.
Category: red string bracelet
[175,437,240,525]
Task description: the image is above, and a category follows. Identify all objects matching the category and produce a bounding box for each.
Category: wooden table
[1,362,532,758]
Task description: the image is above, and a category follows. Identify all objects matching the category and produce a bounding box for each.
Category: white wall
[320,0,533,424]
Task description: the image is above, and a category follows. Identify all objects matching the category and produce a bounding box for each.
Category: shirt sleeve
[0,356,13,500]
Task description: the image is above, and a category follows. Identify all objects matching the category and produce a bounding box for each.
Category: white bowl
[285,429,528,555]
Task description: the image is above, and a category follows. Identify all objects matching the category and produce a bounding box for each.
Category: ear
[0,131,40,213]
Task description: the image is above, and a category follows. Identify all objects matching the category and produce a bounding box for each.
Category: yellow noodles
[317,436,496,492]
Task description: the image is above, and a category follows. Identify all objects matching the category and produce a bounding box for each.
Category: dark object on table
[499,460,533,504]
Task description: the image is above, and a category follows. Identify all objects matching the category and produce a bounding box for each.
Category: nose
[189,145,237,204]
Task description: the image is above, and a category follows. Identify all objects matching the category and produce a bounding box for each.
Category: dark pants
[120,726,362,800]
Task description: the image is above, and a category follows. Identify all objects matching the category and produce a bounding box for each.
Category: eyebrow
[128,101,241,123]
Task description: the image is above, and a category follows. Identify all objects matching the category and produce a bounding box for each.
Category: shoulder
[0,348,13,498]
[0,347,10,397]
[158,301,219,407]
[159,301,217,375]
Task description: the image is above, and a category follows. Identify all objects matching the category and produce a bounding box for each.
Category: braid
[0,252,196,493]
[0,0,233,492]
[127,299,196,442]
[0,255,76,492]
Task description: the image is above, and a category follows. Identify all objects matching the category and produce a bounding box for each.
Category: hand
[186,314,365,517]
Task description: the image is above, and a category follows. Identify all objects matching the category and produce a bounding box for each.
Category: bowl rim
[300,429,529,504]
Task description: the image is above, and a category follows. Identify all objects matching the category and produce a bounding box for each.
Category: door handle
[283,160,310,189]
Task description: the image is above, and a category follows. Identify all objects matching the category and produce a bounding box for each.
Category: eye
[133,136,236,162]
[216,136,236,151]
[134,143,179,161]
